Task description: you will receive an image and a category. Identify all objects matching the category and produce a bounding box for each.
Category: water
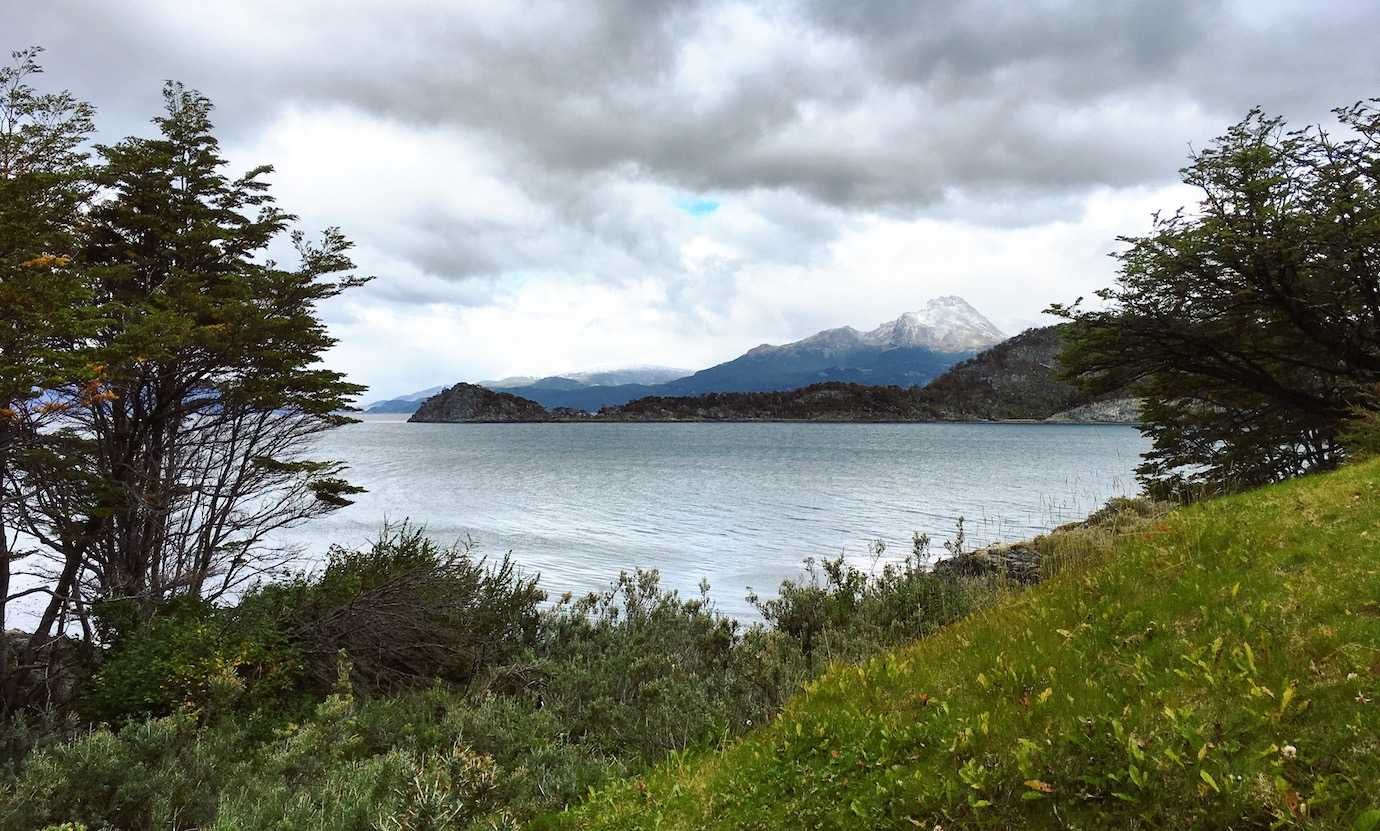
[275,416,1148,618]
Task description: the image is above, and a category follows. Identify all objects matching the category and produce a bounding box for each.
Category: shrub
[79,524,548,728]
[263,523,545,695]
[748,535,974,669]
[1341,386,1380,460]
[80,596,298,724]
[5,516,1089,827]
[534,571,798,762]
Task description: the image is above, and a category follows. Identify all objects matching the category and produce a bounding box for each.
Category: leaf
[1279,682,1296,718]
[1024,779,1056,793]
[1200,769,1220,794]
[1038,687,1053,704]
[1353,808,1380,831]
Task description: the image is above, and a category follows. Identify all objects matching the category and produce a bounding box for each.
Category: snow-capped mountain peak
[863,296,1005,352]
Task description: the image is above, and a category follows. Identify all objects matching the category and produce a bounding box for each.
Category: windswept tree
[1053,102,1380,494]
[2,67,371,712]
[0,47,95,712]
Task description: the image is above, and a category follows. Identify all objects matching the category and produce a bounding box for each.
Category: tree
[3,71,371,713]
[1053,102,1380,494]
[0,47,95,713]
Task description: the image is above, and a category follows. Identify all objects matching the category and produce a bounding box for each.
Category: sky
[8,0,1379,400]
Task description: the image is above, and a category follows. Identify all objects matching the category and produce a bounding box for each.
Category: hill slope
[912,323,1135,420]
[560,459,1380,829]
[600,383,930,421]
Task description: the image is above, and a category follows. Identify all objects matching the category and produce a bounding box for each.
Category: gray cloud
[16,1,1377,216]
[6,1,1376,396]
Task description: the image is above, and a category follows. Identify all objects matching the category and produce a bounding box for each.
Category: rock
[408,383,551,423]
[932,541,1042,585]
[1046,397,1142,424]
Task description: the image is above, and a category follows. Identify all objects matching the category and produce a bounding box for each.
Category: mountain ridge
[379,296,1006,413]
[405,324,1138,424]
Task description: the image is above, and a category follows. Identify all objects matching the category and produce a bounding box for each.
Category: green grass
[556,460,1380,829]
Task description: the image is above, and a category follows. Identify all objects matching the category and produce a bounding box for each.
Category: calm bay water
[277,416,1148,618]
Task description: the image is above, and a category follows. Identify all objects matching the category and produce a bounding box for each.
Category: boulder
[932,541,1042,585]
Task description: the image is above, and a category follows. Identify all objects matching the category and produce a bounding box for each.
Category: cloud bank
[9,0,1377,397]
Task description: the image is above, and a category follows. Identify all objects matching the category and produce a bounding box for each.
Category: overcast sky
[9,0,1379,399]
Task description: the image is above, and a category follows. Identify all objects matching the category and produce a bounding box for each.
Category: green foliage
[749,536,974,669]
[81,524,548,724]
[80,596,299,725]
[1340,386,1380,461]
[563,459,1380,829]
[0,517,1020,827]
[1053,102,1380,492]
[260,523,546,695]
[0,46,98,717]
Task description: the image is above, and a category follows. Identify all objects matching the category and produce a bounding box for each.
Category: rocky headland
[408,383,553,423]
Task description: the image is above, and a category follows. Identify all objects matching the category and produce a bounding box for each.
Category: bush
[748,535,974,669]
[261,523,545,695]
[534,571,801,763]
[1341,386,1380,460]
[78,524,547,728]
[80,596,298,725]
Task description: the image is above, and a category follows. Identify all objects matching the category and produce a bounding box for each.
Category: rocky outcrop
[408,383,551,423]
[1046,397,1142,424]
[931,541,1043,585]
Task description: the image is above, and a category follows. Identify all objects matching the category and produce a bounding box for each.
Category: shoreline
[399,416,1143,426]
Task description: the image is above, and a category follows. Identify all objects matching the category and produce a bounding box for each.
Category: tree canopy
[1053,101,1380,494]
[1,50,369,714]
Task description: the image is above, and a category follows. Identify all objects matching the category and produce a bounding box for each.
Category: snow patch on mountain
[862,296,1006,352]
[748,296,1005,359]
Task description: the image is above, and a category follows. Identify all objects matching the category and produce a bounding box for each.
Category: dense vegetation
[563,458,1380,829]
[1055,103,1380,493]
[599,382,932,421]
[1,524,1008,829]
[911,324,1105,420]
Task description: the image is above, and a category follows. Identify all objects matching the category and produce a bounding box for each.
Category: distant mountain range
[407,323,1140,424]
[370,296,1006,413]
[364,367,691,413]
[478,366,693,391]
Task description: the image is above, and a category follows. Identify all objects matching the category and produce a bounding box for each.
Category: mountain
[493,296,1005,410]
[362,385,447,413]
[481,366,692,390]
[387,297,1007,414]
[367,368,690,413]
[914,323,1137,421]
[860,294,1007,351]
[403,324,1138,423]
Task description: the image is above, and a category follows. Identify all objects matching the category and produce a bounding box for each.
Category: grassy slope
[559,460,1380,829]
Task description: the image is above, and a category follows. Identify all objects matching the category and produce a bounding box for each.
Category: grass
[554,459,1380,829]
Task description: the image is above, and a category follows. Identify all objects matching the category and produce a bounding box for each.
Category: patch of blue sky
[675,195,720,217]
